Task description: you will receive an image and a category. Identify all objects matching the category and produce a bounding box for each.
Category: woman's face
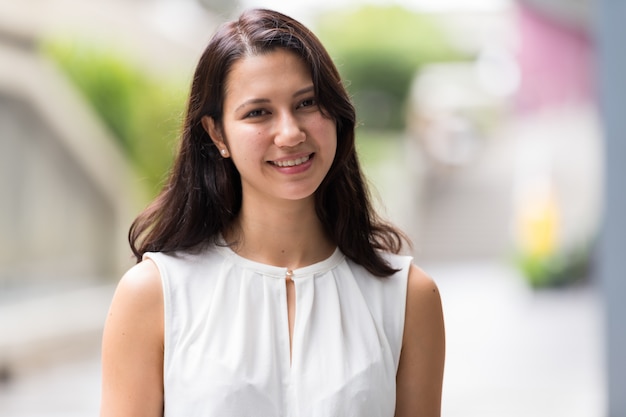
[205,49,337,205]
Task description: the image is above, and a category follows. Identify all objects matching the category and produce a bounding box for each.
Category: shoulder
[100,260,165,416]
[115,259,163,309]
[105,259,164,342]
[395,264,445,416]
[404,264,445,345]
[406,264,442,314]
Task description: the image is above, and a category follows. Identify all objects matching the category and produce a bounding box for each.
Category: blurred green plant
[510,184,592,288]
[513,243,592,288]
[316,5,469,130]
[40,39,187,196]
[355,129,403,167]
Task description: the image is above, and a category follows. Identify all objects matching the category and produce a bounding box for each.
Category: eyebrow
[294,85,315,97]
[234,85,315,113]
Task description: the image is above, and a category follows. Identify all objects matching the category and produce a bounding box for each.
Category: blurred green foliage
[38,8,466,194]
[316,6,469,130]
[513,244,592,289]
[355,129,403,167]
[40,39,187,196]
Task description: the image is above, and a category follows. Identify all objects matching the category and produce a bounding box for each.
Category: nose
[274,112,305,148]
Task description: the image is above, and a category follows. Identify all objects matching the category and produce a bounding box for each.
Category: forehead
[224,49,312,101]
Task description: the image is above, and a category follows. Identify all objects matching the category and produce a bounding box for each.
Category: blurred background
[0,0,619,415]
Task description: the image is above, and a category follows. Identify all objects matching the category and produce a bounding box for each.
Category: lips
[270,154,312,167]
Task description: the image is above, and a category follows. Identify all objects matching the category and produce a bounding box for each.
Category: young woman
[100,8,445,417]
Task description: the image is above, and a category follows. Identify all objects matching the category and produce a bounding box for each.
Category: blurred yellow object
[516,187,560,258]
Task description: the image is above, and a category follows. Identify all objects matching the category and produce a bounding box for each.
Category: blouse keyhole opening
[285,269,296,364]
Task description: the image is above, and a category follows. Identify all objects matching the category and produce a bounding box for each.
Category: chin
[278,187,319,202]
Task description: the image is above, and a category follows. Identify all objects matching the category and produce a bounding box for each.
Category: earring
[220,149,227,156]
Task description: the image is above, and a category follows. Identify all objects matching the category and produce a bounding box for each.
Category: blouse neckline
[215,242,345,280]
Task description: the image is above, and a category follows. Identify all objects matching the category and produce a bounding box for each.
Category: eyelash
[244,97,318,118]
[245,109,268,118]
[297,98,317,109]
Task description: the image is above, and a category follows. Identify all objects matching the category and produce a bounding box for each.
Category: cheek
[315,120,337,153]
[225,126,266,152]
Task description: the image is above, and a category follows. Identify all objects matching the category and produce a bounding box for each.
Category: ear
[201,116,229,156]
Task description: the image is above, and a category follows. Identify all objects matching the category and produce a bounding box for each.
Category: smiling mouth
[270,154,313,167]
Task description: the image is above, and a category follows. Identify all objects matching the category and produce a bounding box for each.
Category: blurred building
[515,0,594,112]
[406,0,601,270]
[0,44,133,287]
[0,0,216,376]
[0,0,223,286]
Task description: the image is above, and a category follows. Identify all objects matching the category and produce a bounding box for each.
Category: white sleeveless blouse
[145,243,411,417]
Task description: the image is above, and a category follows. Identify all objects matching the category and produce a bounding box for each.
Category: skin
[100,49,445,417]
[395,265,446,417]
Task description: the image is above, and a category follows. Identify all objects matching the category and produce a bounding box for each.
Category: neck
[225,197,335,269]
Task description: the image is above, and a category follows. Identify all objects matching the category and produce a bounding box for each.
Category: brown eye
[245,109,268,118]
[297,98,317,109]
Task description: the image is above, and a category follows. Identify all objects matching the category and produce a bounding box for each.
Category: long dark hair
[129,8,408,276]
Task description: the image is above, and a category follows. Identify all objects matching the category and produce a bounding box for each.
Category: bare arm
[395,264,446,417]
[100,260,164,417]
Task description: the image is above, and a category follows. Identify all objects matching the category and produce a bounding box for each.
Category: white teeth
[273,155,310,167]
